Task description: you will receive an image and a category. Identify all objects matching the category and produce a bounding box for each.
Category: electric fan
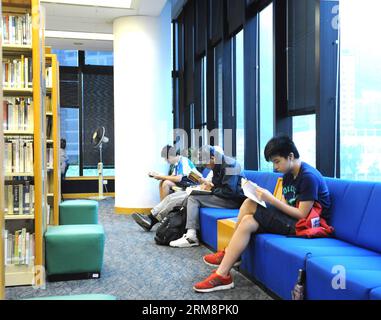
[91,127,109,200]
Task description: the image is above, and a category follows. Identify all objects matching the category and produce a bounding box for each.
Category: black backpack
[154,206,187,246]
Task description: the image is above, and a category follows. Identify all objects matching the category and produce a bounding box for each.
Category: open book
[241,178,267,208]
[188,171,203,184]
[185,186,212,196]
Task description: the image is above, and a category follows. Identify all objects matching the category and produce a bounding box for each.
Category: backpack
[154,206,187,246]
[295,202,334,238]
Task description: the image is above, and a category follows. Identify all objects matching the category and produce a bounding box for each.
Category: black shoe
[131,213,157,232]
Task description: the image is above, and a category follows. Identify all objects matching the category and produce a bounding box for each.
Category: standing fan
[91,127,109,200]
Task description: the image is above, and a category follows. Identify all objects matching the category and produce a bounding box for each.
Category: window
[259,3,274,171]
[235,30,245,168]
[85,51,114,66]
[60,107,80,177]
[293,114,316,167]
[51,49,78,67]
[340,0,381,182]
[201,56,208,143]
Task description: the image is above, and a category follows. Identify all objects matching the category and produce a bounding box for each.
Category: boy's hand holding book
[241,178,269,208]
[148,171,163,180]
[254,186,274,204]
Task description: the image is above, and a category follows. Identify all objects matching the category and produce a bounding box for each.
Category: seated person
[193,135,331,293]
[169,145,246,248]
[150,145,202,201]
[60,138,69,179]
[132,169,214,231]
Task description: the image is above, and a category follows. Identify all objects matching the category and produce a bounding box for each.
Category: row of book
[47,147,53,169]
[3,98,34,131]
[2,13,32,46]
[3,229,35,266]
[4,180,35,216]
[4,136,34,174]
[3,56,33,89]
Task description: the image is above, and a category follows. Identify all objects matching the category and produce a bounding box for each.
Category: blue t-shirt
[282,162,331,220]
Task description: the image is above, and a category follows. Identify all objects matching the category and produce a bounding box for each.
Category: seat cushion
[45,225,105,275]
[199,208,239,250]
[59,200,99,225]
[370,287,381,300]
[306,256,381,300]
[262,237,379,300]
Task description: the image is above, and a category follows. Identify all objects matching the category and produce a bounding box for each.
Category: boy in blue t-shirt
[149,145,202,201]
[193,135,331,293]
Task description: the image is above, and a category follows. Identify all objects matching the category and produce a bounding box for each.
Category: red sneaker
[203,250,241,267]
[193,271,234,293]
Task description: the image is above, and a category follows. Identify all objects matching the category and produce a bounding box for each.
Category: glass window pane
[340,0,381,181]
[60,107,80,177]
[235,30,245,168]
[51,49,78,67]
[293,114,316,167]
[259,3,274,172]
[85,51,114,66]
[214,43,224,147]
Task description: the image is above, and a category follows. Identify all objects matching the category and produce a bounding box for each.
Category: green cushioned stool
[59,200,99,225]
[45,224,105,281]
[26,294,117,300]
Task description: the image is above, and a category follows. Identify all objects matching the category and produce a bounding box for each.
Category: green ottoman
[45,224,105,280]
[59,200,99,225]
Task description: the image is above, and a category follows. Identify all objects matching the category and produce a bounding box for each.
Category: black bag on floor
[154,206,187,246]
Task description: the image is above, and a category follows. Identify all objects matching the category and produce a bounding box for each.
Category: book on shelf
[4,135,34,174]
[45,96,52,113]
[47,204,51,225]
[47,147,53,168]
[3,97,33,131]
[3,56,33,89]
[4,229,35,266]
[46,116,52,139]
[46,66,52,88]
[4,179,35,216]
[2,13,32,46]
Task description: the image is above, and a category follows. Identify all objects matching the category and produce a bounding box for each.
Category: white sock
[186,229,197,239]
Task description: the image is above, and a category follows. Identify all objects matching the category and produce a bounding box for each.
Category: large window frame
[59,50,114,177]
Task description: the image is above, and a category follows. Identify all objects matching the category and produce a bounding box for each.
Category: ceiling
[42,0,168,51]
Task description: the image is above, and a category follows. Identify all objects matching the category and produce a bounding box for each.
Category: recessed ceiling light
[46,30,114,41]
[73,42,84,45]
[41,0,133,9]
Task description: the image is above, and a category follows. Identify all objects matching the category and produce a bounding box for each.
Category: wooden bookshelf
[0,0,5,300]
[45,53,60,226]
[2,0,47,288]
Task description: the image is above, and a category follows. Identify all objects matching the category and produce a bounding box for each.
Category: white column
[113,3,173,212]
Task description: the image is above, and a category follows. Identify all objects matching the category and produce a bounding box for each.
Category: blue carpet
[5,198,271,300]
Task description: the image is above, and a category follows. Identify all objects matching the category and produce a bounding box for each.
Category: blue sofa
[199,170,381,300]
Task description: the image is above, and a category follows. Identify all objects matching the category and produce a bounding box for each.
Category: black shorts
[254,204,298,236]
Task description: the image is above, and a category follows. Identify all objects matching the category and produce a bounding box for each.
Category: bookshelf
[45,52,60,226]
[2,0,47,288]
[0,0,4,300]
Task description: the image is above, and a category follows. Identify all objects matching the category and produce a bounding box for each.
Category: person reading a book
[193,135,331,293]
[131,169,214,232]
[149,145,202,201]
[169,145,246,248]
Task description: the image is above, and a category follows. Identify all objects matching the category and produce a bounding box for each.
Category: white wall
[114,1,173,210]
